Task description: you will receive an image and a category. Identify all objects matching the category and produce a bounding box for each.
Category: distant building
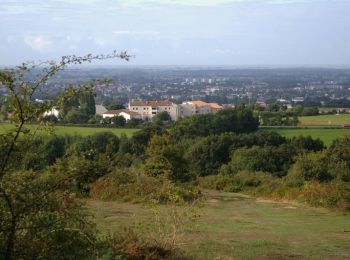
[43,107,59,118]
[255,101,267,108]
[292,97,304,103]
[102,109,141,121]
[179,100,223,117]
[128,101,179,121]
[95,104,108,116]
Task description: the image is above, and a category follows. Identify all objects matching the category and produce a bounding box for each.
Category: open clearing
[273,128,350,146]
[299,114,350,126]
[87,191,350,259]
[0,123,138,137]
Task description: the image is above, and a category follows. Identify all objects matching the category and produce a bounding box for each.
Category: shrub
[287,152,333,185]
[298,181,350,210]
[0,171,98,259]
[221,144,296,177]
[199,171,280,194]
[104,227,173,260]
[89,170,201,204]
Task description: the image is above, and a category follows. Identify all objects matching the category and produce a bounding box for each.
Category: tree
[152,111,171,124]
[0,51,130,259]
[58,86,97,123]
[111,115,126,127]
[287,152,332,184]
[104,100,125,110]
[145,135,193,182]
[79,89,96,117]
[170,107,259,140]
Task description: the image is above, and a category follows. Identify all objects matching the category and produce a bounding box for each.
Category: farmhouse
[102,109,141,121]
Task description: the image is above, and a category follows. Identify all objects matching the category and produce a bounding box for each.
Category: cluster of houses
[102,100,223,121]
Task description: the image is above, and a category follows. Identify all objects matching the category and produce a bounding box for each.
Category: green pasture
[273,128,350,146]
[87,191,350,259]
[0,123,138,137]
[299,114,350,126]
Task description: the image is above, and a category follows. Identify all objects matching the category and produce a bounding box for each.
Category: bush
[199,171,280,194]
[298,181,350,209]
[287,152,333,185]
[104,227,173,260]
[221,144,296,177]
[89,170,201,204]
[0,171,98,259]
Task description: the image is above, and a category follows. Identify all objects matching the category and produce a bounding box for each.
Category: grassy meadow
[299,114,350,126]
[87,190,350,259]
[273,128,350,146]
[0,123,138,137]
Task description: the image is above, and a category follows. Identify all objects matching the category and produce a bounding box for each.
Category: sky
[0,0,350,66]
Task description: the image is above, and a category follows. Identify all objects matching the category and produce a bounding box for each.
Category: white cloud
[94,37,106,46]
[214,49,234,54]
[113,30,160,36]
[23,35,52,51]
[113,30,160,39]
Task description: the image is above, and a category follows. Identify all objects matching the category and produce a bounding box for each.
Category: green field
[0,123,138,137]
[299,114,350,126]
[87,191,350,259]
[273,128,350,146]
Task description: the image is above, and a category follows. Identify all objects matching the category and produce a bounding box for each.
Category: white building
[128,101,179,121]
[43,107,59,118]
[179,100,223,118]
[102,109,141,121]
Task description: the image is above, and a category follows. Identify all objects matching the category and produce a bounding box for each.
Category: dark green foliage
[142,155,174,178]
[111,115,126,127]
[130,123,166,154]
[64,107,90,124]
[51,155,112,195]
[185,133,237,177]
[79,90,96,117]
[20,135,66,170]
[260,111,299,126]
[185,131,287,177]
[43,114,58,123]
[287,152,332,184]
[103,101,125,110]
[221,144,296,177]
[327,137,350,181]
[301,107,319,116]
[58,87,96,123]
[171,106,259,139]
[290,135,324,152]
[125,118,143,128]
[68,131,120,160]
[145,135,193,182]
[152,111,171,124]
[0,171,98,259]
